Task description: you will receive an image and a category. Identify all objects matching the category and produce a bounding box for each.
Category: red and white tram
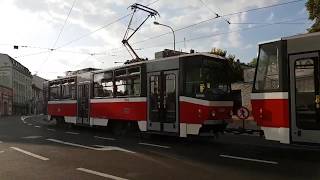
[47,53,234,137]
[251,32,320,144]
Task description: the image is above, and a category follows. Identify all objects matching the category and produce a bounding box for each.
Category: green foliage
[210,48,227,57]
[210,47,243,82]
[306,0,320,32]
[248,57,257,67]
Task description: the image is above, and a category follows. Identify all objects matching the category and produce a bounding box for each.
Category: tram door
[147,70,179,133]
[290,52,320,143]
[77,83,90,125]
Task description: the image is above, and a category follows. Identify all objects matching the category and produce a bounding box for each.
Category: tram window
[115,67,141,97]
[49,84,60,100]
[61,81,76,99]
[255,43,280,91]
[94,72,113,98]
[184,60,230,99]
[115,79,128,96]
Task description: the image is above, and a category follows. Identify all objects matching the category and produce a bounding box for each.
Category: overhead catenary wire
[10,0,304,60]
[36,0,77,74]
[198,0,230,24]
[132,0,305,45]
[136,17,308,50]
[52,0,77,49]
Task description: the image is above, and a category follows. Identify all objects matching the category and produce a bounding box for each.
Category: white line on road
[0,151,4,153]
[47,128,56,131]
[27,124,33,126]
[20,116,29,123]
[65,131,80,135]
[77,168,129,180]
[22,136,42,139]
[93,145,135,154]
[34,126,41,128]
[47,139,135,153]
[10,147,49,161]
[94,136,116,141]
[139,142,171,149]
[219,154,278,165]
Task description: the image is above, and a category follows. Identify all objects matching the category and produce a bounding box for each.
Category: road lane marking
[10,147,49,161]
[219,154,278,165]
[94,136,116,141]
[0,151,4,153]
[77,168,129,180]
[93,145,135,154]
[46,139,135,153]
[20,116,30,123]
[139,142,171,149]
[47,128,56,131]
[27,124,33,126]
[22,136,42,139]
[34,126,41,128]
[65,131,80,135]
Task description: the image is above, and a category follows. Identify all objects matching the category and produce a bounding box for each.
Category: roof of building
[0,53,32,77]
[32,75,47,90]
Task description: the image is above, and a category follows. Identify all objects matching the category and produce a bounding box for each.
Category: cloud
[267,12,275,22]
[1,0,305,80]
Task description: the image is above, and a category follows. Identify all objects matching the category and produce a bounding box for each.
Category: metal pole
[154,22,175,51]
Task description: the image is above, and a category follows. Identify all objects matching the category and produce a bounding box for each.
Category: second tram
[251,32,320,144]
[47,53,234,137]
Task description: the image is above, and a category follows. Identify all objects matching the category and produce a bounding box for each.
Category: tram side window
[61,82,76,99]
[94,72,113,98]
[49,84,60,100]
[115,67,141,97]
[255,42,280,91]
[128,67,141,96]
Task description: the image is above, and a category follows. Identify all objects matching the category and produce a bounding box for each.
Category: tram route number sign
[236,106,249,120]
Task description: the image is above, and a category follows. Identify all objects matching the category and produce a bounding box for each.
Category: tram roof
[94,52,226,74]
[48,52,225,82]
[282,31,320,40]
[258,31,320,45]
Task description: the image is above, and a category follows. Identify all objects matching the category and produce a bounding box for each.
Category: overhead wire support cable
[198,0,230,24]
[52,0,77,49]
[137,17,308,50]
[132,0,305,45]
[36,0,77,74]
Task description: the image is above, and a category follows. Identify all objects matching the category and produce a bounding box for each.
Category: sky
[0,0,311,80]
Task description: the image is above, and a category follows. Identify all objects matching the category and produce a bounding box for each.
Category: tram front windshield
[184,58,231,101]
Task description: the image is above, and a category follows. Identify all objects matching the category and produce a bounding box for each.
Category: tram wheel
[110,121,127,136]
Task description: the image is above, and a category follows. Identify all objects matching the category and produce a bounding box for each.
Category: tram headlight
[230,110,233,116]
[211,110,216,117]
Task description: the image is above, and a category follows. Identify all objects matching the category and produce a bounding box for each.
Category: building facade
[0,53,32,115]
[231,67,255,113]
[31,75,47,115]
[0,85,12,116]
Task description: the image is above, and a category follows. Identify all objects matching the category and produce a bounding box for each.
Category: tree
[209,48,243,82]
[248,57,257,67]
[210,48,227,57]
[306,0,320,33]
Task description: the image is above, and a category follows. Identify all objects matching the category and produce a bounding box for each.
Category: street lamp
[153,21,176,51]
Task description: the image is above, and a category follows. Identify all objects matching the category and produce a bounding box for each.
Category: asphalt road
[0,115,319,180]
